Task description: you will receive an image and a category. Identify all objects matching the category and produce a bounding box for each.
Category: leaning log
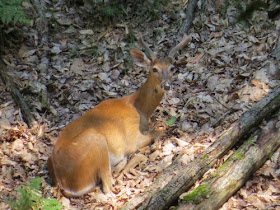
[123,85,280,210]
[0,58,35,127]
[180,109,280,210]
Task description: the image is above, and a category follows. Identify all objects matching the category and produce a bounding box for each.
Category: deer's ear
[130,48,151,67]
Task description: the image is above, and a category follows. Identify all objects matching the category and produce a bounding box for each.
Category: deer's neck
[133,74,164,118]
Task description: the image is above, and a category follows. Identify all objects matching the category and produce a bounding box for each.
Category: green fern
[0,0,31,24]
[8,177,63,210]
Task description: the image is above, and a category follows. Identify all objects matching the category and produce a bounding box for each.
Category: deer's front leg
[139,114,149,135]
[129,129,163,155]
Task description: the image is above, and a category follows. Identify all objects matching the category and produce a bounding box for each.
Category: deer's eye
[152,67,159,73]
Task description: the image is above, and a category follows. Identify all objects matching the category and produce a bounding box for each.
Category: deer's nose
[162,82,171,91]
[161,69,171,91]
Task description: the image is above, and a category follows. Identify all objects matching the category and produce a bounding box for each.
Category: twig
[123,85,280,210]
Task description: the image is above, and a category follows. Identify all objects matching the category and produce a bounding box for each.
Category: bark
[181,109,280,210]
[123,85,280,210]
[32,0,50,110]
[179,0,198,34]
[0,59,35,127]
[275,39,280,62]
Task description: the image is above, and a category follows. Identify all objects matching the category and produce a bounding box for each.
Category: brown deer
[47,35,191,197]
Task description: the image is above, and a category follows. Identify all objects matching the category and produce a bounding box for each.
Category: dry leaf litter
[0,0,280,209]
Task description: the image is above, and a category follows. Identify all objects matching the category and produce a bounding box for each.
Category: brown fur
[48,47,174,197]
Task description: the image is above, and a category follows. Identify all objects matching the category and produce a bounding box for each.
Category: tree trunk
[33,0,50,110]
[179,0,198,34]
[180,109,280,209]
[123,85,280,210]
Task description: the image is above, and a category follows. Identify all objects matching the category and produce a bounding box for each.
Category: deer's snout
[162,82,171,91]
[161,69,171,91]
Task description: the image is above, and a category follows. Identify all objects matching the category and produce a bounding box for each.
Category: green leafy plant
[8,177,63,210]
[166,116,177,126]
[0,0,30,24]
[87,0,121,18]
[101,0,119,17]
[149,0,170,19]
[85,0,171,21]
[237,0,268,22]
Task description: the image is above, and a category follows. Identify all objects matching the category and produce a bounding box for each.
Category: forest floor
[0,0,280,209]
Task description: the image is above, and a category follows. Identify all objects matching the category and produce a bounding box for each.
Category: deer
[47,34,191,197]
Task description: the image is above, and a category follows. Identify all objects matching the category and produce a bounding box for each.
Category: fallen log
[123,85,280,210]
[180,109,280,210]
[0,58,35,127]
